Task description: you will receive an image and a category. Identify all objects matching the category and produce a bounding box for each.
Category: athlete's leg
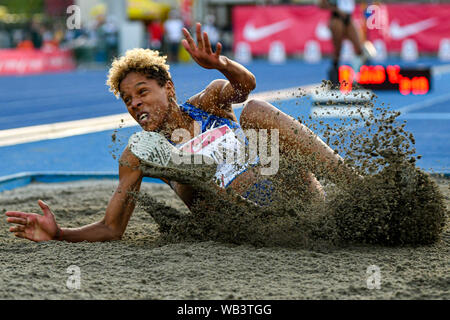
[240,99,358,187]
[329,17,345,68]
[328,16,345,85]
[345,19,363,56]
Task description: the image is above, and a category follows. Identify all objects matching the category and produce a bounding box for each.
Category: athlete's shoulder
[186,79,234,117]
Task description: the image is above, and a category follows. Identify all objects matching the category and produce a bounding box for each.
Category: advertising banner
[0,49,75,75]
[233,5,333,55]
[233,4,450,55]
[367,4,450,53]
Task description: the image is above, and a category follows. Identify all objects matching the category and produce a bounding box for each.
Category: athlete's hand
[5,200,61,242]
[182,22,225,70]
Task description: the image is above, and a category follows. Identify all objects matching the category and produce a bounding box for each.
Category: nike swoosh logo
[190,127,228,153]
[389,18,438,40]
[243,20,292,42]
[191,134,212,153]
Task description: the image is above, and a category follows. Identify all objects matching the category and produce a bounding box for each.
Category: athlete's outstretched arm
[5,148,143,242]
[182,22,256,109]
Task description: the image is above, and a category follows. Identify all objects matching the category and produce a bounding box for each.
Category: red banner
[0,49,76,76]
[233,4,450,55]
[233,5,333,55]
[367,4,450,53]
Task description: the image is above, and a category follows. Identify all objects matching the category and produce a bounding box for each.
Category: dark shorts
[331,11,351,26]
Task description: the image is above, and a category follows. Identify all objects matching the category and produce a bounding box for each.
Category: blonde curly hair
[106,48,172,98]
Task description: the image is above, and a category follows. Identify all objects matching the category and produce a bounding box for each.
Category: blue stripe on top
[173,102,248,145]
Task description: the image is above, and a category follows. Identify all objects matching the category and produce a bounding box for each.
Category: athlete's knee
[243,98,265,112]
[240,99,266,127]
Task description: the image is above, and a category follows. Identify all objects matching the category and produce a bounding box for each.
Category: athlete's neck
[159,101,195,143]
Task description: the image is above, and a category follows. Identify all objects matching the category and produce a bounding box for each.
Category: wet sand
[0,177,448,300]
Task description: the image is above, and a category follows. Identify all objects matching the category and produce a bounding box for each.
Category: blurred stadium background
[0,0,449,191]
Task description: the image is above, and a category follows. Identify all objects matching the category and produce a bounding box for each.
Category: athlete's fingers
[5,211,29,219]
[6,217,27,225]
[215,42,222,57]
[203,31,212,54]
[181,39,192,54]
[38,200,53,217]
[182,28,196,51]
[10,225,25,233]
[181,27,191,37]
[196,23,204,49]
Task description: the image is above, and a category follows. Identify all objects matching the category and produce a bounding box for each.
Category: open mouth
[138,112,149,124]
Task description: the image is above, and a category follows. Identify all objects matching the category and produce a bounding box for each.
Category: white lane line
[432,63,450,76]
[310,89,374,103]
[0,83,321,147]
[396,92,450,114]
[340,92,450,132]
[0,113,136,147]
[311,106,373,118]
[398,112,450,120]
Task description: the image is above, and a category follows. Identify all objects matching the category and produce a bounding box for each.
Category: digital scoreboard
[338,65,432,95]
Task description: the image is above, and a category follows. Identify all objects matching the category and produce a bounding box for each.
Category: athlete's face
[120,72,174,132]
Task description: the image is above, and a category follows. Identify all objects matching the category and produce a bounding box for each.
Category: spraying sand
[1,85,448,299]
[0,176,448,300]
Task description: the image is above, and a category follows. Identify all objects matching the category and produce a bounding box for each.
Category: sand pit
[0,177,448,300]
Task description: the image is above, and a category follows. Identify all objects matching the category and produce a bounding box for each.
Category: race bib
[178,125,251,188]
